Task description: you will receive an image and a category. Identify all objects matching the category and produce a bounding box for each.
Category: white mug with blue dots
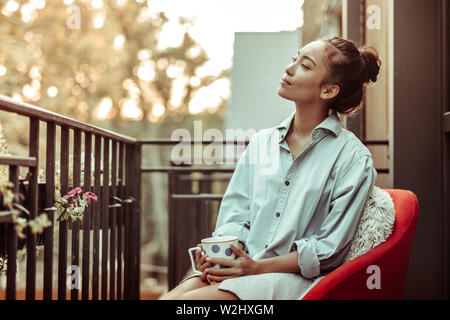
[188,236,239,276]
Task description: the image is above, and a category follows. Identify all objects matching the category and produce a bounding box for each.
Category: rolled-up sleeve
[294,155,377,278]
[212,138,254,252]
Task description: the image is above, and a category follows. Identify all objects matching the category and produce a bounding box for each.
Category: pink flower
[62,187,83,200]
[84,191,98,202]
[63,191,75,200]
[73,187,83,195]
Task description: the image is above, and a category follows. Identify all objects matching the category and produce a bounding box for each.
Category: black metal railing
[0,94,141,300]
[140,139,249,290]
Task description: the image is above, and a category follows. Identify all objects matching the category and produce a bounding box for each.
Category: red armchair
[301,189,419,300]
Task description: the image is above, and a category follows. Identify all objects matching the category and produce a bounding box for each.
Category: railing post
[71,129,81,300]
[82,132,92,300]
[122,142,140,299]
[199,173,212,240]
[6,165,19,300]
[109,140,117,300]
[101,138,110,300]
[167,170,176,291]
[124,143,132,299]
[92,134,102,300]
[44,121,55,300]
[117,142,125,299]
[58,125,69,300]
[26,117,39,300]
[134,143,142,299]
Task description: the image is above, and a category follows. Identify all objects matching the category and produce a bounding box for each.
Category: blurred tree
[0,0,228,266]
[0,0,227,135]
[318,0,342,38]
[0,0,339,277]
[301,0,331,44]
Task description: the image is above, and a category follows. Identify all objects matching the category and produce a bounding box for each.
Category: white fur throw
[343,185,395,263]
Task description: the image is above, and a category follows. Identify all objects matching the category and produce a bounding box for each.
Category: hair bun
[359,46,381,83]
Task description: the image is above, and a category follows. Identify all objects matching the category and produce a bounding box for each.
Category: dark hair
[319,36,382,116]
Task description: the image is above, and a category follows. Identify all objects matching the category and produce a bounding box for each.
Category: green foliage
[54,185,97,222]
[0,0,226,124]
[0,0,230,262]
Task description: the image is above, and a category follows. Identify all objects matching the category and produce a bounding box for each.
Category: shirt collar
[276,109,343,143]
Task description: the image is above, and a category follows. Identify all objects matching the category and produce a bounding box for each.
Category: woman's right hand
[195,244,210,282]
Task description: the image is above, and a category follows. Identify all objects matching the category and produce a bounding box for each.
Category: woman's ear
[320,83,340,101]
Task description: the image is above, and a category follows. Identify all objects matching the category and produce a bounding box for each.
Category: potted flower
[54,186,97,222]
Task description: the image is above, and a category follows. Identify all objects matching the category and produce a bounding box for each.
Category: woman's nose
[285,64,294,76]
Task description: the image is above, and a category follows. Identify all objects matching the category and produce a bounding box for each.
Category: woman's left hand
[205,243,258,283]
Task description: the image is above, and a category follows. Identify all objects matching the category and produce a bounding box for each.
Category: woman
[159,36,381,300]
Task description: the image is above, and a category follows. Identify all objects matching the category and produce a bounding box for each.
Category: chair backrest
[301,189,419,300]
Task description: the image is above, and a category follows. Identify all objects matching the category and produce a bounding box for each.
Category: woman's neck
[292,103,329,137]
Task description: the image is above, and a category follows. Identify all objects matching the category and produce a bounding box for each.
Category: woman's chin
[277,87,292,100]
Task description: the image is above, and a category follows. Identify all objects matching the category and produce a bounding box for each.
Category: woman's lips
[281,79,291,86]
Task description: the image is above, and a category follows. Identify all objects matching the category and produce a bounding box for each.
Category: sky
[148,0,305,116]
[150,0,304,73]
[0,0,305,119]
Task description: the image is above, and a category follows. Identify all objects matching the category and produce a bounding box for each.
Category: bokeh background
[0,0,342,297]
[2,0,448,300]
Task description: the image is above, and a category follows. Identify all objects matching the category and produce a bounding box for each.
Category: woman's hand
[204,243,258,283]
[194,244,211,282]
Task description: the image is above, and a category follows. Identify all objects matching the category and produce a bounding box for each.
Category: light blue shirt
[212,110,377,279]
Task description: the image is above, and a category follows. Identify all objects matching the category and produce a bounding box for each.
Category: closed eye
[290,57,310,70]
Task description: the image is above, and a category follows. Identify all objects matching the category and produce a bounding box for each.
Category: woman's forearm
[254,251,301,274]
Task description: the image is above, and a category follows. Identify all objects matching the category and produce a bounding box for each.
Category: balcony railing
[0,94,141,300]
[140,138,249,290]
[0,93,390,298]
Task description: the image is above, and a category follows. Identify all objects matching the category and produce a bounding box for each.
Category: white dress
[179,271,326,300]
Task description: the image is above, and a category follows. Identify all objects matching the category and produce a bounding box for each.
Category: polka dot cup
[188,236,239,276]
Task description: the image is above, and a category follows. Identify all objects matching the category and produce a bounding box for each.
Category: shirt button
[265,244,268,249]
[285,180,290,186]
[276,212,280,217]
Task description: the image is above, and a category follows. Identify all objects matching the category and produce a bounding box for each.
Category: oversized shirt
[212,110,377,279]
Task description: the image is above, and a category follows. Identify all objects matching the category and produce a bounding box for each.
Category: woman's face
[278,40,338,106]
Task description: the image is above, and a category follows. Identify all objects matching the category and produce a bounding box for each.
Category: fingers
[195,245,204,267]
[196,250,205,265]
[195,245,212,273]
[230,243,246,257]
[201,270,208,282]
[205,266,237,276]
[199,260,210,273]
[197,258,209,272]
[195,244,202,261]
[207,274,235,283]
[206,256,235,267]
